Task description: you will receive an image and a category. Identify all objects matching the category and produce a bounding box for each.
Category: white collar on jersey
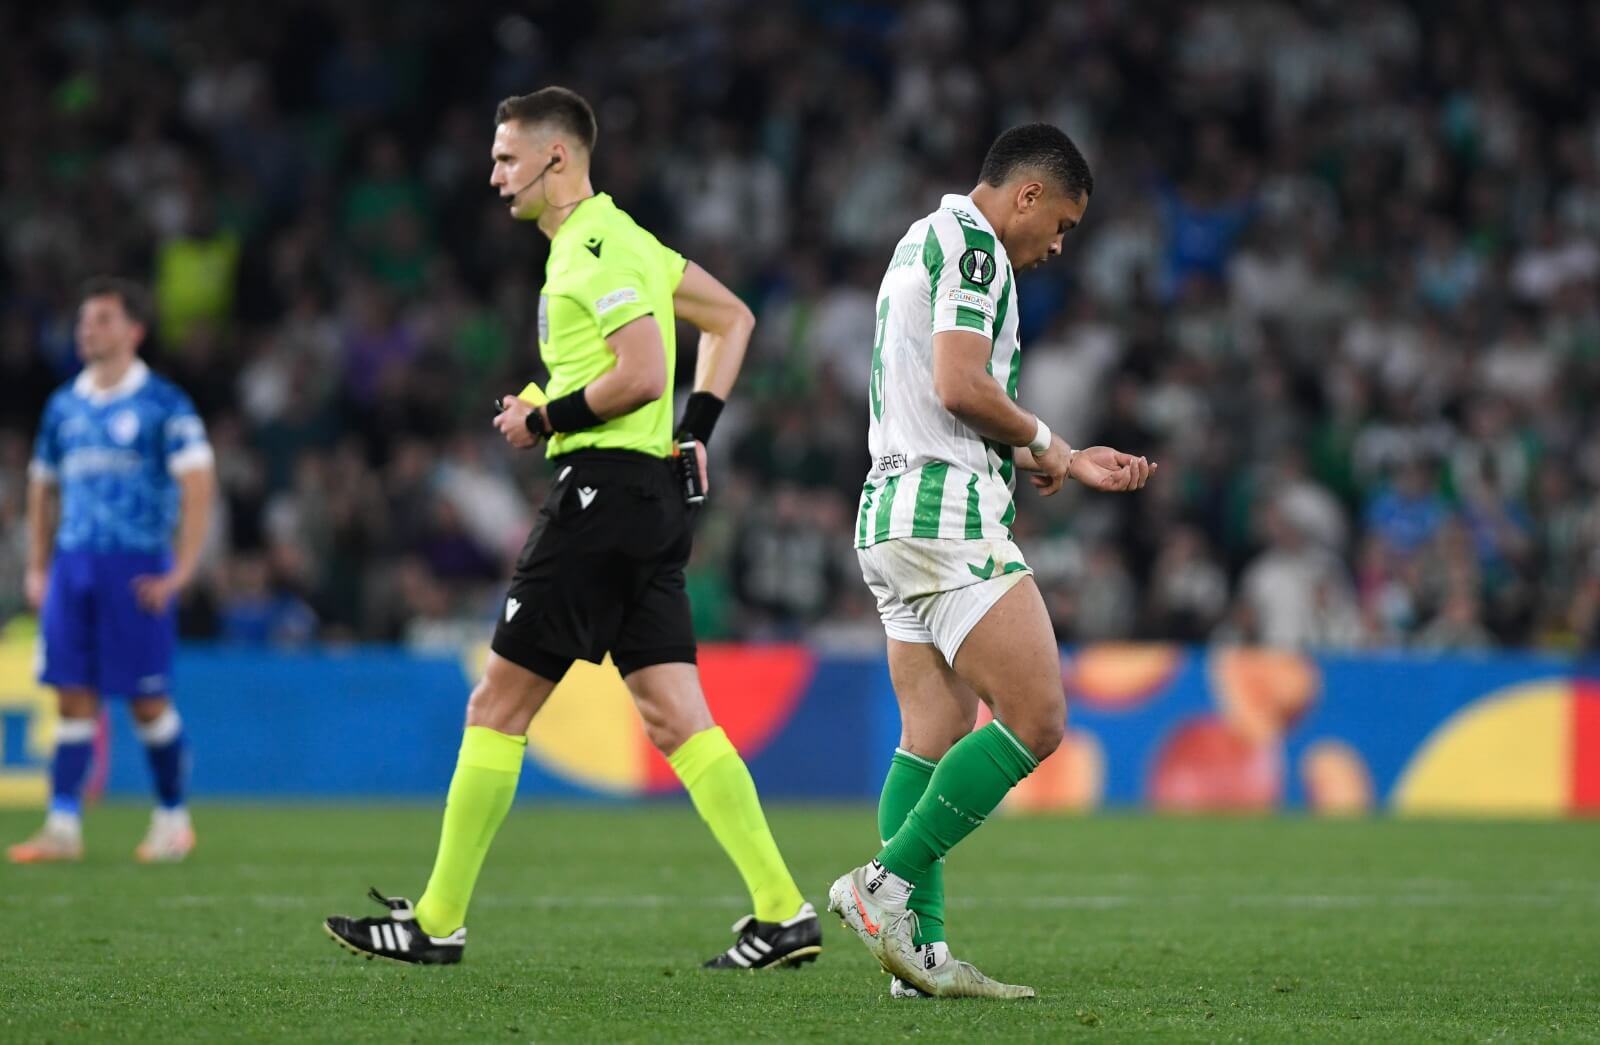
[73,358,150,405]
[940,193,997,235]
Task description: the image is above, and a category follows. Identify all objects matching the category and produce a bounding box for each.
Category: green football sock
[878,748,946,946]
[877,721,1038,885]
[668,726,806,922]
[414,726,525,936]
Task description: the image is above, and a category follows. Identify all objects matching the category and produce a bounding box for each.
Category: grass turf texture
[3,806,1597,1044]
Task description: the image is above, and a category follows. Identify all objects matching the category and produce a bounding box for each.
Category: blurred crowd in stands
[3,1,1600,651]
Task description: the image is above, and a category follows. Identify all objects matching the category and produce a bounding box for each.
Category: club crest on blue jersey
[108,409,140,445]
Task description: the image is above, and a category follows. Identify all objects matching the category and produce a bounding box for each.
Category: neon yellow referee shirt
[537,193,687,458]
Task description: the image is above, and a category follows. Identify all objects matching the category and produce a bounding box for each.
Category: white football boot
[826,861,932,993]
[134,807,195,863]
[890,942,1036,999]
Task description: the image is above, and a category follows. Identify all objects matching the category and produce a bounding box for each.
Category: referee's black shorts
[491,449,695,681]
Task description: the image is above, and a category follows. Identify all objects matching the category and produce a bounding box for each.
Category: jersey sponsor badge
[946,288,995,317]
[959,248,996,286]
[109,409,141,445]
[595,288,639,316]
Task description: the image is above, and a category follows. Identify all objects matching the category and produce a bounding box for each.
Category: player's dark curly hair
[80,276,154,330]
[495,86,598,151]
[979,123,1094,200]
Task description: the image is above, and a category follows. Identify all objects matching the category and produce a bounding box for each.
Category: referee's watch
[525,406,551,438]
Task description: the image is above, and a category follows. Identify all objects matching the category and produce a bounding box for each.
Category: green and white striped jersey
[856,194,1021,549]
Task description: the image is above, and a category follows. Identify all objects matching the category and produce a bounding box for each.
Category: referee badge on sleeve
[538,294,549,345]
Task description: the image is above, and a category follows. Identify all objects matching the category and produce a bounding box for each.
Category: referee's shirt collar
[553,192,613,243]
[940,193,995,236]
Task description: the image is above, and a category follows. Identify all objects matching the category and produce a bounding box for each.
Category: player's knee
[632,690,706,756]
[639,712,695,757]
[130,695,171,724]
[57,688,99,719]
[625,664,713,757]
[1005,707,1065,763]
[899,716,972,761]
[465,678,522,733]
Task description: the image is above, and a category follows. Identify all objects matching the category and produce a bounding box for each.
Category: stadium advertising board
[2,636,1596,816]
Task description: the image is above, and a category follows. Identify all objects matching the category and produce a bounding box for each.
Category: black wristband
[523,407,550,437]
[545,388,603,433]
[676,391,725,445]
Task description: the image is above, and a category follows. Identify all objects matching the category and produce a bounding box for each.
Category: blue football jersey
[29,360,213,554]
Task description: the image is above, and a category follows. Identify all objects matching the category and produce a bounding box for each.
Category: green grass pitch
[3,805,1597,1043]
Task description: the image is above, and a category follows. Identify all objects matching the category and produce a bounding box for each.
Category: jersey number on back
[869,297,890,420]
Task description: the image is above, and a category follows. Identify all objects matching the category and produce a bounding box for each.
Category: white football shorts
[856,536,1033,666]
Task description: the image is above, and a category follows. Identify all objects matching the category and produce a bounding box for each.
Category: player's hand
[131,571,187,613]
[1066,445,1156,493]
[24,566,48,611]
[494,394,542,450]
[1028,436,1075,496]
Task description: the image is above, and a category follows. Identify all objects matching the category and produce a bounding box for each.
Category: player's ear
[1018,180,1043,212]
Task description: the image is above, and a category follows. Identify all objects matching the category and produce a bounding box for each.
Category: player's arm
[169,466,215,589]
[133,410,215,613]
[25,402,62,609]
[932,329,1152,494]
[132,461,214,613]
[931,323,1089,495]
[494,317,666,448]
[672,260,755,410]
[24,475,59,610]
[556,316,667,421]
[666,260,754,495]
[932,330,1046,448]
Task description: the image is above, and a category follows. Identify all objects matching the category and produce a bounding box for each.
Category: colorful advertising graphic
[468,643,816,795]
[0,628,55,808]
[4,641,1591,817]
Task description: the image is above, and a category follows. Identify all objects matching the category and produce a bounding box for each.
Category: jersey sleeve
[162,389,214,476]
[578,246,658,338]
[661,239,689,290]
[28,395,61,483]
[928,210,1004,339]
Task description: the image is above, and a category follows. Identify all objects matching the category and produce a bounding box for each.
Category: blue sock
[137,707,188,810]
[50,717,97,818]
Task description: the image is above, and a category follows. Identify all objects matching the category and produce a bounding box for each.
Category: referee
[326,87,821,970]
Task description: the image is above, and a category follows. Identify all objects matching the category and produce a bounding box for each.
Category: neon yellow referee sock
[414,726,526,936]
[668,726,805,922]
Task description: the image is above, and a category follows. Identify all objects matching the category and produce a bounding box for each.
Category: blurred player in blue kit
[8,278,214,864]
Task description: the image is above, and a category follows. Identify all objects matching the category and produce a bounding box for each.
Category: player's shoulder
[925,203,997,248]
[40,380,79,420]
[595,198,672,266]
[138,368,199,412]
[557,203,669,281]
[920,205,1006,293]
